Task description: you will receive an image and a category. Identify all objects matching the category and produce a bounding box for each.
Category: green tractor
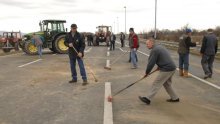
[20,20,68,54]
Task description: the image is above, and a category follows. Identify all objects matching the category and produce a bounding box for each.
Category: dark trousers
[88,40,92,46]
[178,53,189,70]
[69,55,87,80]
[120,39,124,47]
[110,41,115,50]
[201,54,215,76]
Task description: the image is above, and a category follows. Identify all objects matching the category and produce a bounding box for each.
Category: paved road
[0,39,220,124]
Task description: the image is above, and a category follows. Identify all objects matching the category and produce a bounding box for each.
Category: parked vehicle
[0,31,22,53]
[95,25,112,46]
[20,20,68,55]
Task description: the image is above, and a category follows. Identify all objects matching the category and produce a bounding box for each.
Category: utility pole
[124,6,126,34]
[117,17,119,34]
[154,0,157,39]
[114,21,115,33]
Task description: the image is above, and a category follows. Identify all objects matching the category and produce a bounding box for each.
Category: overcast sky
[0,0,220,33]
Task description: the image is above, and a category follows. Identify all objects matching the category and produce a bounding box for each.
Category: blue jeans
[178,53,189,70]
[37,45,42,58]
[69,55,87,80]
[131,49,137,67]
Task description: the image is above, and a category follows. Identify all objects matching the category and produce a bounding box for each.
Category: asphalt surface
[0,39,220,124]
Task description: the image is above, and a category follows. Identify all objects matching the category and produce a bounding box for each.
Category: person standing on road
[120,32,125,47]
[64,24,88,85]
[106,31,111,47]
[200,29,218,79]
[32,33,44,58]
[177,29,197,77]
[110,32,116,51]
[87,34,93,46]
[139,38,179,105]
[129,28,139,69]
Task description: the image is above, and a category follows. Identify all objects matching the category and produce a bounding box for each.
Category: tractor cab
[39,20,66,41]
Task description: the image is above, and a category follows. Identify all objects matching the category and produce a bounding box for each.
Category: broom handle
[113,69,158,96]
[110,50,129,66]
[71,46,81,57]
[71,46,98,81]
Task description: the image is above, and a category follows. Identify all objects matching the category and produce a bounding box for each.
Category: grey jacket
[146,44,176,74]
[200,33,218,55]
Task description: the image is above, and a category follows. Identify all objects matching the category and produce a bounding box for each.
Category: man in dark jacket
[139,38,179,105]
[120,32,125,47]
[110,32,116,51]
[177,29,196,77]
[87,34,93,46]
[200,29,218,79]
[64,24,88,85]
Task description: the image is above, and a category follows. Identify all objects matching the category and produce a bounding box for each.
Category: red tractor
[94,25,112,46]
[0,31,22,53]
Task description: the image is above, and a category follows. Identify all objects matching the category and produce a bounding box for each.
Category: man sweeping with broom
[64,24,88,86]
[139,38,180,105]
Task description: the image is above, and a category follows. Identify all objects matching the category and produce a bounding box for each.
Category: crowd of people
[32,23,218,105]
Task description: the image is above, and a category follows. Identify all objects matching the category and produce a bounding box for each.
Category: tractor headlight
[23,37,27,40]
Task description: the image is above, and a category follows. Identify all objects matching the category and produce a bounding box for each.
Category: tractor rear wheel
[54,35,68,54]
[24,42,38,55]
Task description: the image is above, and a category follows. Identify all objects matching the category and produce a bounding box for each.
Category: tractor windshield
[47,22,65,32]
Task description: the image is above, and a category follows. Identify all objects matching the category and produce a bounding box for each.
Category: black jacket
[200,33,218,55]
[64,31,85,57]
[110,34,116,42]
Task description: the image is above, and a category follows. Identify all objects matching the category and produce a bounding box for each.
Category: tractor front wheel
[24,42,38,55]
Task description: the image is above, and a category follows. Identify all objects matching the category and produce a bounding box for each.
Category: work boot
[179,69,184,76]
[204,74,212,79]
[131,66,137,69]
[69,79,77,83]
[82,80,88,86]
[166,98,180,103]
[138,96,151,105]
[183,70,190,77]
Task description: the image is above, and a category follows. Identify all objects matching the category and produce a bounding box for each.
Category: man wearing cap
[200,29,218,79]
[64,24,88,85]
[177,29,196,77]
[128,28,139,69]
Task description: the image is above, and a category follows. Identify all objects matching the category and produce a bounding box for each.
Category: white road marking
[118,47,129,53]
[137,50,149,57]
[106,60,110,68]
[18,59,42,68]
[190,74,220,90]
[85,47,92,53]
[116,41,220,90]
[104,82,113,124]
[107,51,110,57]
[119,47,124,52]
